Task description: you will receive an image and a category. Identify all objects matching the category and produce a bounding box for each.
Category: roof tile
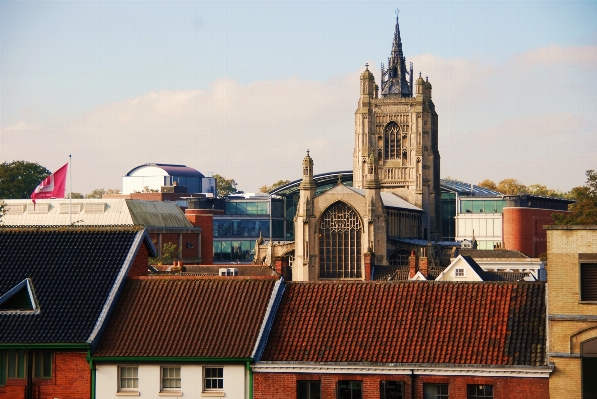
[262,281,546,366]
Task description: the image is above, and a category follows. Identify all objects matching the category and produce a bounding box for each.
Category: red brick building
[254,281,551,399]
[503,207,568,258]
[0,227,156,399]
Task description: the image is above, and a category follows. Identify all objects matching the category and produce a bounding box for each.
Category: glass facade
[213,219,270,238]
[224,201,269,215]
[213,240,256,262]
[441,192,456,241]
[460,199,505,214]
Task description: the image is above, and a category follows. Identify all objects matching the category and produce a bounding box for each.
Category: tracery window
[319,202,362,279]
[384,122,400,160]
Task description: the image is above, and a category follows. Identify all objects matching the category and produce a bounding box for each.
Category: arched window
[318,202,362,278]
[388,248,411,266]
[384,122,400,160]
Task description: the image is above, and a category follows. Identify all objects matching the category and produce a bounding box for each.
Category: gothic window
[319,202,362,279]
[388,248,411,266]
[384,122,400,160]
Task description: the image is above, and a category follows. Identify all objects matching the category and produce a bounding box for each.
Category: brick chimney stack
[408,251,417,279]
[419,256,428,279]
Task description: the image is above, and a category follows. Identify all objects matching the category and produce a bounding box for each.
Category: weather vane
[395,8,400,16]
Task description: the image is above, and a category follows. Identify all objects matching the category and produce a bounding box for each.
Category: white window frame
[203,366,224,391]
[160,366,181,393]
[118,365,139,394]
[454,268,465,278]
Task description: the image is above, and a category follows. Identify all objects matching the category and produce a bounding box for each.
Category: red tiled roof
[94,277,278,358]
[262,281,546,366]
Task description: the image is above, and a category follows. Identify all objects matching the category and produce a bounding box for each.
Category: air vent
[84,203,105,214]
[27,204,49,214]
[0,278,39,312]
[60,203,81,214]
[5,204,25,215]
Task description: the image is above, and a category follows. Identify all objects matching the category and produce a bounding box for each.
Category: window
[455,268,465,277]
[319,202,362,279]
[0,350,6,385]
[337,381,362,399]
[380,381,403,399]
[467,384,493,398]
[204,367,223,390]
[33,350,52,378]
[161,366,181,390]
[581,263,597,301]
[119,366,138,390]
[424,383,448,399]
[298,380,321,399]
[7,349,26,379]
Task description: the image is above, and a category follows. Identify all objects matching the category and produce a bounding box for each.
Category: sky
[1,0,596,195]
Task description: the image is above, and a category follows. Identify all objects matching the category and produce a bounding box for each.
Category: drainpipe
[410,369,415,399]
[246,361,253,399]
[88,349,96,399]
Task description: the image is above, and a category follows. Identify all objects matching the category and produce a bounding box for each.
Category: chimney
[364,251,374,281]
[419,256,428,279]
[409,251,417,279]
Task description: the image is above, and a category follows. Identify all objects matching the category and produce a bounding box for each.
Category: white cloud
[1,45,594,195]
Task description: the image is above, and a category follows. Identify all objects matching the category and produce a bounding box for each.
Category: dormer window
[455,268,465,278]
[0,278,39,313]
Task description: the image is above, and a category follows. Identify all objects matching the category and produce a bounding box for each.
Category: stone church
[267,12,441,281]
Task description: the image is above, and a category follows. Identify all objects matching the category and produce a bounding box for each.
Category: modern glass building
[212,194,286,263]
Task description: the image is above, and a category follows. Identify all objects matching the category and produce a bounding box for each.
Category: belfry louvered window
[319,202,362,279]
[384,122,400,160]
[581,263,597,301]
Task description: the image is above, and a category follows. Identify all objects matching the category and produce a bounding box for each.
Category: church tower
[353,10,441,239]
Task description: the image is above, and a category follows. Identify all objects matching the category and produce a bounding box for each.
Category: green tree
[213,174,243,198]
[66,192,84,199]
[106,188,121,194]
[553,170,597,225]
[477,179,497,191]
[0,200,5,223]
[496,178,527,195]
[85,188,106,199]
[526,183,566,198]
[0,161,51,199]
[259,179,291,193]
[442,176,464,183]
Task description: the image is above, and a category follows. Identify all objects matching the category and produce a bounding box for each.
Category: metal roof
[347,187,422,211]
[440,179,502,196]
[125,163,205,177]
[269,171,353,197]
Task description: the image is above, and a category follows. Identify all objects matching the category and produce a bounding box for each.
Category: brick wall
[503,208,569,257]
[546,226,597,399]
[128,239,150,278]
[253,372,549,399]
[185,209,224,265]
[0,351,90,399]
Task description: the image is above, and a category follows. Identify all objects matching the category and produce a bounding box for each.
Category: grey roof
[126,200,193,228]
[0,226,154,346]
[346,187,422,211]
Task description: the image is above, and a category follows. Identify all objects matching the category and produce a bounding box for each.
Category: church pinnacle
[381,9,413,98]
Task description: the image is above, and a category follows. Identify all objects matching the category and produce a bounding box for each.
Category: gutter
[90,356,253,363]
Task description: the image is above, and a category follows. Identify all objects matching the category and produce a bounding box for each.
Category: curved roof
[440,179,502,196]
[269,171,353,197]
[125,163,204,178]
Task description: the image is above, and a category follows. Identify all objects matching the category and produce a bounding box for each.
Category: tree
[442,176,464,183]
[213,174,243,198]
[477,179,497,191]
[526,184,566,198]
[259,179,291,193]
[0,200,5,223]
[0,161,51,199]
[85,188,106,199]
[553,170,597,225]
[133,186,159,193]
[496,178,527,195]
[66,192,84,199]
[105,188,121,194]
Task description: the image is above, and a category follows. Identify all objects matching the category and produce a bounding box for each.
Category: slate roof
[0,226,150,345]
[262,281,546,366]
[94,277,279,358]
[458,249,529,259]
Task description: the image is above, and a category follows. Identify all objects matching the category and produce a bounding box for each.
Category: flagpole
[69,154,72,225]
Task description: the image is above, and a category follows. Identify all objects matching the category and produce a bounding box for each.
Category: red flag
[30,163,68,205]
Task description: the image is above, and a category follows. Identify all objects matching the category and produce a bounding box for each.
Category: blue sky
[1,1,596,194]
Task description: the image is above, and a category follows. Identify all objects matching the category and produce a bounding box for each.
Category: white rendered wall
[122,176,167,194]
[455,214,502,249]
[95,363,247,399]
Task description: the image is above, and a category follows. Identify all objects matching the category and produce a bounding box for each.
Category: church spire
[381,9,413,98]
